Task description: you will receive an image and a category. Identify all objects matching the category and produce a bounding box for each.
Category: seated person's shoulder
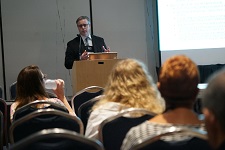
[46,98,66,107]
[11,101,19,110]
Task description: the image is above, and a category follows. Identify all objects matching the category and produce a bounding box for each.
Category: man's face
[77,19,91,37]
[202,108,217,148]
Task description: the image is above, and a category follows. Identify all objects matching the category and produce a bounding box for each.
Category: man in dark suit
[64,16,110,69]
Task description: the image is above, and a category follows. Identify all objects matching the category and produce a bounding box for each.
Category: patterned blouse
[121,121,205,150]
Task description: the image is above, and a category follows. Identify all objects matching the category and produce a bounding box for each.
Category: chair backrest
[0,98,8,146]
[130,127,212,150]
[71,86,104,115]
[9,128,104,150]
[13,100,69,121]
[99,108,156,150]
[0,86,2,98]
[9,81,57,100]
[77,95,103,131]
[9,109,84,144]
[0,111,3,150]
[9,82,17,100]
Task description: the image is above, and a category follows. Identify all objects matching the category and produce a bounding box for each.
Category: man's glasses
[77,24,89,28]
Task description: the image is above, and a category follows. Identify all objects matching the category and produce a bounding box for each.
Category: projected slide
[158,0,225,50]
[157,0,225,65]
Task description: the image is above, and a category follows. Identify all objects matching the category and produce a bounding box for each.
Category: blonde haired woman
[85,58,165,139]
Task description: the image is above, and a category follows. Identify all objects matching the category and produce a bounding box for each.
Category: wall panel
[92,0,152,72]
[1,0,90,99]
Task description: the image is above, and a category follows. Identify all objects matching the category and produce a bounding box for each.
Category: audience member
[122,55,205,150]
[85,58,165,139]
[10,65,75,122]
[202,68,225,150]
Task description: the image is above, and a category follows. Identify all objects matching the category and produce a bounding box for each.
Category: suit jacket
[64,35,107,69]
[217,142,225,150]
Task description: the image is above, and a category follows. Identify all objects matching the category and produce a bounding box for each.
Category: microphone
[77,34,82,59]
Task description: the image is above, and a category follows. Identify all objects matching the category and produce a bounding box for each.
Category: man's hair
[76,16,90,24]
[202,67,225,131]
[159,55,199,100]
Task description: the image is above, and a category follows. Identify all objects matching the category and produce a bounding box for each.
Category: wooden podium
[72,59,121,94]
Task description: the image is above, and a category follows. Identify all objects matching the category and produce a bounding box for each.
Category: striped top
[121,121,205,150]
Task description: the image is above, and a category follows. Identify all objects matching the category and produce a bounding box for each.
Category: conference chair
[0,111,3,150]
[77,95,104,131]
[9,109,84,144]
[130,126,212,150]
[71,86,104,115]
[9,81,57,100]
[12,100,69,122]
[0,98,8,147]
[9,82,17,100]
[9,128,104,150]
[99,108,156,150]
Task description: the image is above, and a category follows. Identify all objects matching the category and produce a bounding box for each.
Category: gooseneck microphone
[77,34,82,59]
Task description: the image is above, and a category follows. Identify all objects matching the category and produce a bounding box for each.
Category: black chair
[0,99,8,147]
[13,100,69,121]
[9,109,84,144]
[9,81,57,100]
[99,108,156,150]
[0,86,2,98]
[71,86,104,115]
[130,127,212,150]
[9,82,17,100]
[9,128,104,150]
[0,111,3,150]
[78,95,103,131]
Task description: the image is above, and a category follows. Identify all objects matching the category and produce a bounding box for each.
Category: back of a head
[94,58,165,114]
[109,58,150,85]
[99,58,151,103]
[202,68,225,131]
[159,55,199,101]
[16,65,48,107]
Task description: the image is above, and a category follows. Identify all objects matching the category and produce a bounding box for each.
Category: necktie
[85,37,89,46]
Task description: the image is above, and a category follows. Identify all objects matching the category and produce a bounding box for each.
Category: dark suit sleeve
[92,35,108,53]
[102,38,107,51]
[64,39,80,69]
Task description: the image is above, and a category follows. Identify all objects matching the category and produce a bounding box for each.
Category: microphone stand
[78,34,82,60]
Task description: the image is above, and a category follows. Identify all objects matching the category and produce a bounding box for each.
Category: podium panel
[72,59,121,94]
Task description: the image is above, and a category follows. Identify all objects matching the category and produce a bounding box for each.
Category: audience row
[5,54,225,150]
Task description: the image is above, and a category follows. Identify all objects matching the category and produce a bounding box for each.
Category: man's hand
[80,50,89,60]
[103,46,110,52]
